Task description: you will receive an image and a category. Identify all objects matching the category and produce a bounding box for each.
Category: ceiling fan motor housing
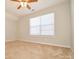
[11,0,38,9]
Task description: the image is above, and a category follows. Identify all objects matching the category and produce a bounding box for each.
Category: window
[30,13,55,35]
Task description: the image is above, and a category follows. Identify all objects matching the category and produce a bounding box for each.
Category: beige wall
[18,1,72,48]
[5,12,18,41]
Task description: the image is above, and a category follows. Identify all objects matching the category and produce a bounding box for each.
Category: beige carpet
[5,40,72,59]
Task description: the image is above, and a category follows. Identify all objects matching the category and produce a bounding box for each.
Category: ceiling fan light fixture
[11,0,38,9]
[20,2,27,7]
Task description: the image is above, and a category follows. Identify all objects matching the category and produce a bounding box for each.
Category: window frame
[29,13,55,36]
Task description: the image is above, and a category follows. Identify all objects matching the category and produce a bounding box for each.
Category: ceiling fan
[11,0,38,10]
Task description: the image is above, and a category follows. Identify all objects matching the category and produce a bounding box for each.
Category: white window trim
[29,13,55,36]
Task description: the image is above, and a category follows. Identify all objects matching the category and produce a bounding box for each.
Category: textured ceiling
[6,0,67,15]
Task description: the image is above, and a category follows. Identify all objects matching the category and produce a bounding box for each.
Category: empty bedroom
[5,0,74,59]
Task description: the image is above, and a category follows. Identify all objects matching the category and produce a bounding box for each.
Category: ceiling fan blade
[27,4,31,9]
[11,0,38,2]
[11,0,16,1]
[17,5,21,9]
[11,0,19,2]
[28,0,38,3]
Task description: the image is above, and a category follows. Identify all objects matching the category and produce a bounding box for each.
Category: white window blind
[30,13,55,35]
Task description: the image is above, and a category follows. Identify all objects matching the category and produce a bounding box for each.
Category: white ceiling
[6,0,67,15]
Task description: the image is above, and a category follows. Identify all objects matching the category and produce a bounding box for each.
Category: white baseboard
[19,39,71,48]
[5,39,71,48]
[5,39,17,42]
